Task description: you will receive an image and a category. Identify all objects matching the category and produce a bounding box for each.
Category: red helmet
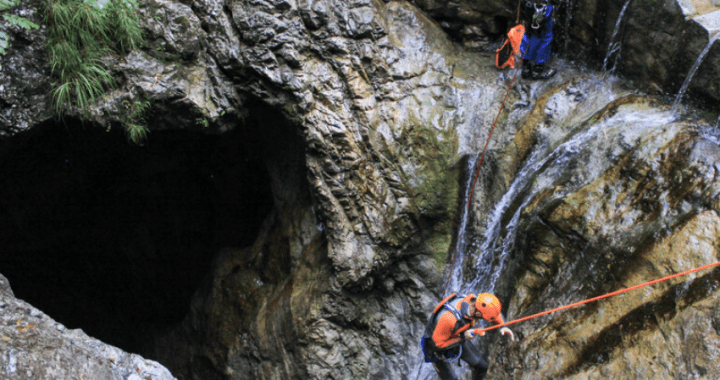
[475,293,502,322]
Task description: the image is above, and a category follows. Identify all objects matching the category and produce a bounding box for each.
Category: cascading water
[464,111,619,296]
[445,156,479,294]
[416,113,601,380]
[603,0,633,73]
[411,54,695,375]
[414,155,477,380]
[414,73,616,380]
[672,32,720,111]
[463,103,678,298]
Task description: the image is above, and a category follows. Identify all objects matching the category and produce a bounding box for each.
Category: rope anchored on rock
[472,260,720,336]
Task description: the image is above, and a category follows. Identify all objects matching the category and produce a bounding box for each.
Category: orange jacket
[427,293,507,350]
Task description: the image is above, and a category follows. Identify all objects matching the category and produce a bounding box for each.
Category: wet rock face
[486,89,720,379]
[0,1,51,136]
[0,274,177,380]
[2,0,720,380]
[412,0,720,106]
[410,0,513,48]
[567,0,720,105]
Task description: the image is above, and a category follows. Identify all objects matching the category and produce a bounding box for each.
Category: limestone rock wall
[484,81,720,379]
[0,274,177,380]
[410,0,720,106]
[1,0,720,379]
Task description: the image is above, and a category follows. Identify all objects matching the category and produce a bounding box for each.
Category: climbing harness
[421,337,462,363]
[422,293,471,357]
[531,2,548,30]
[472,260,720,336]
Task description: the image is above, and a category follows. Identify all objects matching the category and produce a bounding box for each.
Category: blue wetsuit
[520,4,553,64]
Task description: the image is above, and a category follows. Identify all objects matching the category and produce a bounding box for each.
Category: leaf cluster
[44,0,142,115]
[122,99,150,145]
[1,0,40,55]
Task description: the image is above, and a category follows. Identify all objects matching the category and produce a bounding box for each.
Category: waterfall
[413,155,478,380]
[414,100,616,380]
[672,33,720,111]
[476,106,675,291]
[603,0,633,73]
[463,118,608,296]
[445,155,479,294]
[412,71,679,379]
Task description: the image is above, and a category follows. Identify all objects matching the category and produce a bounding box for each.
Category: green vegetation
[44,0,147,142]
[195,117,209,128]
[122,99,150,144]
[0,0,40,54]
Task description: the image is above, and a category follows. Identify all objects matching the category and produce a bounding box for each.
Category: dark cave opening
[0,118,274,354]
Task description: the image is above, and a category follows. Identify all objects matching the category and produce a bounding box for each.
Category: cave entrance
[0,117,273,355]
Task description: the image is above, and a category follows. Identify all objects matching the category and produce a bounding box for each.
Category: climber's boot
[521,59,533,79]
[532,63,556,80]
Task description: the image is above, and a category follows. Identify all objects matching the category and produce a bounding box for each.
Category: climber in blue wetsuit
[520,0,556,80]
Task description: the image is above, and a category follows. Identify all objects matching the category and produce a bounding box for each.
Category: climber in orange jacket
[421,293,515,380]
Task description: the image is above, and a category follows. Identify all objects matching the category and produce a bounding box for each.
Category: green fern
[0,0,40,55]
[107,0,142,53]
[124,122,150,145]
[122,99,151,145]
[44,0,143,116]
[0,0,17,9]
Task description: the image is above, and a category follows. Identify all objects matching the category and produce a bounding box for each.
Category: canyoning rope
[441,47,527,296]
[421,259,720,379]
[472,260,720,335]
[417,33,529,380]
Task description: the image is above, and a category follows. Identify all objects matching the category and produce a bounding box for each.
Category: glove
[463,329,485,340]
[500,327,516,342]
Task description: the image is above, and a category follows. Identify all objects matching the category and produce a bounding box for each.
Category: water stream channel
[412,55,710,377]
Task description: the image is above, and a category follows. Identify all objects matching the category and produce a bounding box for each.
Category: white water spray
[446,155,479,294]
[603,0,633,73]
[413,155,478,380]
[672,33,720,111]
[459,107,676,297]
[463,120,607,295]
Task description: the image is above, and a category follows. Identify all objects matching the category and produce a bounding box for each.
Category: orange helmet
[475,293,502,322]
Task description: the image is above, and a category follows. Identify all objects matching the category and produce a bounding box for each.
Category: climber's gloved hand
[500,327,516,342]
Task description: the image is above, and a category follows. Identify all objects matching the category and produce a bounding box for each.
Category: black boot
[521,59,533,79]
[532,63,556,79]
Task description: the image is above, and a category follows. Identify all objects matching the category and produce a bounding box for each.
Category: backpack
[496,24,526,69]
[420,293,469,362]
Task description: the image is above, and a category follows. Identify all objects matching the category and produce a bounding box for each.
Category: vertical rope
[442,63,521,295]
[417,27,528,380]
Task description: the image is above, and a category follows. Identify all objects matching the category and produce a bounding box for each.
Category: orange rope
[442,53,524,296]
[465,68,518,214]
[420,36,526,380]
[474,260,720,335]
